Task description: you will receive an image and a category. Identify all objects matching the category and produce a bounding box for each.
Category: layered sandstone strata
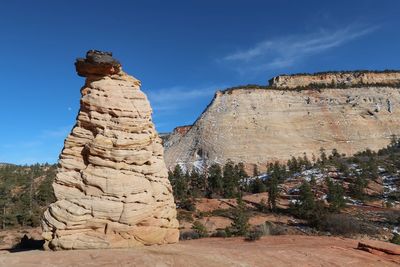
[164,71,400,171]
[42,50,179,250]
[269,71,400,89]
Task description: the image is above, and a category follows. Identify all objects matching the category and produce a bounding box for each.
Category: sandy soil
[1,235,399,267]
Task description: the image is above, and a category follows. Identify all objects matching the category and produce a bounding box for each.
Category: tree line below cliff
[1,136,399,242]
[169,135,400,241]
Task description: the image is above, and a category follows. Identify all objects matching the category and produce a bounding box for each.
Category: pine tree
[319,148,328,165]
[230,196,249,236]
[236,162,248,192]
[326,179,346,212]
[267,176,279,211]
[169,165,188,201]
[223,160,239,198]
[268,161,287,182]
[253,165,259,177]
[208,164,223,197]
[303,153,312,169]
[190,169,206,197]
[296,181,316,219]
[350,174,367,200]
[250,178,266,193]
[330,148,341,160]
[288,156,300,174]
[310,175,317,187]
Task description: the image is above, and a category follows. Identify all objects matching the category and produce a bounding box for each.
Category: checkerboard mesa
[41,50,179,250]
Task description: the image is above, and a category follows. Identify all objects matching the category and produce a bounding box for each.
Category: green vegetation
[172,135,400,240]
[170,135,400,216]
[390,233,400,245]
[169,161,248,206]
[245,228,263,241]
[326,179,346,212]
[229,197,250,236]
[191,221,209,238]
[0,163,56,229]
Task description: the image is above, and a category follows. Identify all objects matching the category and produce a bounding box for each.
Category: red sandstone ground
[0,235,399,267]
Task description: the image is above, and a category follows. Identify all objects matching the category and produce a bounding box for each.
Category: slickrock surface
[358,240,400,255]
[164,71,400,171]
[1,236,399,266]
[41,50,179,250]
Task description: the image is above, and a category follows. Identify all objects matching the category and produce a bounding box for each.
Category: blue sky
[1,0,400,164]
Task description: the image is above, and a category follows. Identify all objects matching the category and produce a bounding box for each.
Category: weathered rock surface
[269,71,400,89]
[41,50,179,250]
[164,71,400,171]
[2,236,399,266]
[358,240,400,255]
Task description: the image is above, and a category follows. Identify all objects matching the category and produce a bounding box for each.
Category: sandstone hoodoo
[41,50,179,250]
[164,71,400,171]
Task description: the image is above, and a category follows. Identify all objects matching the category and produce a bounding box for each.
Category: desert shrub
[390,233,400,245]
[383,210,400,225]
[257,222,271,236]
[317,214,378,236]
[224,227,234,237]
[211,230,228,238]
[386,201,394,208]
[245,228,263,241]
[318,214,361,235]
[245,221,287,237]
[191,221,208,238]
[270,224,286,236]
[387,192,400,202]
[257,198,269,213]
[179,231,200,240]
[177,210,194,222]
[259,221,286,236]
[179,198,196,212]
[210,208,235,218]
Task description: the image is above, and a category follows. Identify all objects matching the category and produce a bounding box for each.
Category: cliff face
[269,71,400,88]
[164,71,400,171]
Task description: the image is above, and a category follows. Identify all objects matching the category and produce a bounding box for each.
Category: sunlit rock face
[42,50,179,250]
[164,71,400,172]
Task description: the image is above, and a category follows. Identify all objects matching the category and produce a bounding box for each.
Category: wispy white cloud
[222,24,379,73]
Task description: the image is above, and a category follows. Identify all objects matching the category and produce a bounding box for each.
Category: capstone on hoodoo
[41,50,179,250]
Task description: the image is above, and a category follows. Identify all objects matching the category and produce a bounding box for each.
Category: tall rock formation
[42,50,179,250]
[164,71,400,172]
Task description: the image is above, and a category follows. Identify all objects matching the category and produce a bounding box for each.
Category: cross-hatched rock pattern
[42,50,179,250]
[164,72,400,172]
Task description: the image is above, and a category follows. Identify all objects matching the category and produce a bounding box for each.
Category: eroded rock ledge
[41,50,179,250]
[269,70,400,89]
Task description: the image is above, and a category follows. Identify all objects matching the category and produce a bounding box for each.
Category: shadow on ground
[2,234,44,252]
